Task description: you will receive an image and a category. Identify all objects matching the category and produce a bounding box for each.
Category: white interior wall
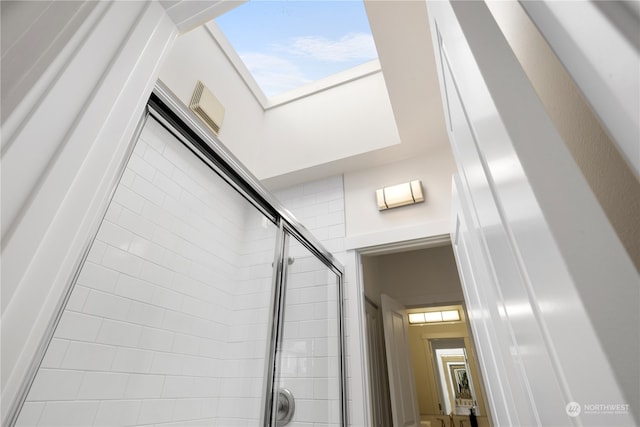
[344,144,455,249]
[157,25,265,175]
[362,245,463,308]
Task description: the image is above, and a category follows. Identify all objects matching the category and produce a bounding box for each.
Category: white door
[429,1,638,426]
[365,299,392,427]
[381,294,420,427]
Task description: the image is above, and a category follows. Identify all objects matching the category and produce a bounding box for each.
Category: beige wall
[362,244,464,308]
[407,318,489,420]
[487,1,640,271]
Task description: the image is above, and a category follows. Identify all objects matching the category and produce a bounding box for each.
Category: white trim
[1,3,178,421]
[345,219,450,251]
[203,21,383,110]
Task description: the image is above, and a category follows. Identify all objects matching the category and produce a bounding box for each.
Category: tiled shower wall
[16,118,278,427]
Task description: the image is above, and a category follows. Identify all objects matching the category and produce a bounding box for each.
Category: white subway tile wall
[17,118,278,427]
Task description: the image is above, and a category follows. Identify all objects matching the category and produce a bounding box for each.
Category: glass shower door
[272,232,344,426]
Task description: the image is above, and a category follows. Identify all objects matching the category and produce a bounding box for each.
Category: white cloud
[237,32,377,97]
[239,52,312,96]
[275,32,377,62]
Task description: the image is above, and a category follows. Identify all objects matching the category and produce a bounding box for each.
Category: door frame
[354,234,454,425]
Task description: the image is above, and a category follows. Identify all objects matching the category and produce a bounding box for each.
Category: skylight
[215,0,378,99]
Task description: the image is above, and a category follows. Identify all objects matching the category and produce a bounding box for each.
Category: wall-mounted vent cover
[189,80,225,135]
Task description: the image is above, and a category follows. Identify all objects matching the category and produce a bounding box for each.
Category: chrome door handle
[276,387,295,426]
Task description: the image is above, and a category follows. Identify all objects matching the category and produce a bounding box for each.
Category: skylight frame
[204,9,382,110]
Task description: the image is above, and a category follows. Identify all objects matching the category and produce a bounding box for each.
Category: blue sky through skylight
[215,1,377,97]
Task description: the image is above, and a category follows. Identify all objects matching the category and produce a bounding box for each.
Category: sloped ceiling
[160,0,450,188]
[262,0,450,188]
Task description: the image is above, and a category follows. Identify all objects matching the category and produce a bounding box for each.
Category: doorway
[360,240,492,427]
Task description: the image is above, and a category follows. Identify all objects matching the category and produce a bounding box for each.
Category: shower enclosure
[10,82,346,427]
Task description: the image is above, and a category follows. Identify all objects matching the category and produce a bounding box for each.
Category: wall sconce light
[376,180,424,211]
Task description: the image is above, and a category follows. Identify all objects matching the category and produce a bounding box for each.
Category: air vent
[189,80,225,135]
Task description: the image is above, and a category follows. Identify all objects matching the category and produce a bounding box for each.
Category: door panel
[429,1,639,425]
[273,232,342,426]
[381,294,419,427]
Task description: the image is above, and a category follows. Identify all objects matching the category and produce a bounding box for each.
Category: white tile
[124,374,164,399]
[76,262,119,293]
[104,203,123,224]
[193,377,222,399]
[327,223,345,239]
[282,378,314,399]
[152,227,183,253]
[150,352,184,375]
[140,120,168,153]
[101,245,143,277]
[93,399,142,426]
[137,398,175,425]
[65,284,90,312]
[283,303,316,322]
[128,152,156,182]
[111,347,154,373]
[171,333,201,356]
[96,220,134,251]
[118,207,156,240]
[314,377,338,399]
[40,339,70,369]
[328,198,344,213]
[143,143,176,176]
[161,375,195,398]
[182,355,219,377]
[199,338,226,359]
[115,274,155,304]
[124,374,165,398]
[138,326,174,352]
[172,398,204,422]
[142,200,175,230]
[129,235,166,264]
[120,168,135,187]
[77,371,129,400]
[127,300,166,328]
[132,175,165,206]
[152,286,184,311]
[83,290,131,321]
[61,341,116,371]
[113,186,145,214]
[162,310,196,335]
[86,240,107,264]
[54,310,102,341]
[140,260,174,288]
[96,318,142,347]
[295,399,330,423]
[14,401,45,426]
[27,368,84,401]
[153,169,183,200]
[37,401,99,426]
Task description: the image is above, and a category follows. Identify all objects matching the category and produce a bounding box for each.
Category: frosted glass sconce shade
[376,180,424,210]
[408,310,460,324]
